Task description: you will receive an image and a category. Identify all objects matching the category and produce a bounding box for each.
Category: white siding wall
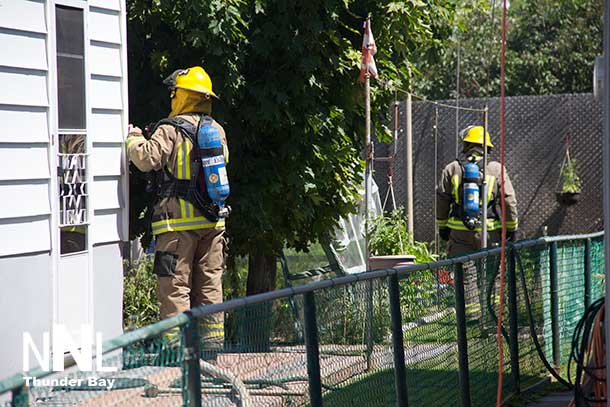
[88,3,127,245]
[0,0,51,257]
[0,0,127,381]
[0,252,52,381]
[0,0,128,256]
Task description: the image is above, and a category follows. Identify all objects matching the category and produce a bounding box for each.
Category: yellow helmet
[163,66,218,98]
[461,125,493,148]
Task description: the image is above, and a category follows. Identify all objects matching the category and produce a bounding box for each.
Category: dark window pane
[57,56,85,129]
[56,6,84,55]
[56,6,85,130]
[61,226,87,254]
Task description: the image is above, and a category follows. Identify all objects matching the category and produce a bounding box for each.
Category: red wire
[496,0,508,405]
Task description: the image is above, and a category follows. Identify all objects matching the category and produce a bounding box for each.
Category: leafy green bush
[368,209,437,263]
[368,209,438,321]
[123,257,159,330]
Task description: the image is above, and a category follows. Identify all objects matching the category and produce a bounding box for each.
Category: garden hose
[514,250,572,389]
[200,359,252,407]
[567,298,605,406]
[142,359,252,406]
[486,265,511,343]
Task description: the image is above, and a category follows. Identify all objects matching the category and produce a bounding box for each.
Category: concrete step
[527,391,572,407]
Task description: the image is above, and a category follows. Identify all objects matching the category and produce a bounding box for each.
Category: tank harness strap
[152,116,220,222]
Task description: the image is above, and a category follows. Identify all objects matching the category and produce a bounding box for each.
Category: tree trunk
[246,253,277,295]
[239,253,277,352]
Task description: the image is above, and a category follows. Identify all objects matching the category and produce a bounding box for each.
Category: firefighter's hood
[170,88,212,117]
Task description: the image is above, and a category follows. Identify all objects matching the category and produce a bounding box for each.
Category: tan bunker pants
[153,228,225,348]
[448,230,501,321]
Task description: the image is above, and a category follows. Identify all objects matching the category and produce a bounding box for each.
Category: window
[56,5,85,130]
[56,5,87,254]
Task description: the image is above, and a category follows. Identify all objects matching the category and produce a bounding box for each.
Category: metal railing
[0,232,604,407]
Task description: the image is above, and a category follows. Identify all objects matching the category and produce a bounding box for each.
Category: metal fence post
[388,274,409,407]
[584,238,592,309]
[304,291,323,407]
[549,242,560,369]
[182,318,202,407]
[454,262,472,407]
[507,249,520,395]
[11,386,27,407]
[366,280,374,370]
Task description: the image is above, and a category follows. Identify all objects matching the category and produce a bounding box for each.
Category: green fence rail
[0,232,605,407]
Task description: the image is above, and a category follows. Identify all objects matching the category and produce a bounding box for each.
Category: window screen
[56,6,85,130]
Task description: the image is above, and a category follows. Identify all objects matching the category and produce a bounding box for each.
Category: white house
[0,0,128,379]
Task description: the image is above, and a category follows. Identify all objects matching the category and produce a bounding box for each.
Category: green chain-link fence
[0,232,604,407]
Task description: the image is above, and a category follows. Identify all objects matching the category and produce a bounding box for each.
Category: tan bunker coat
[127,113,227,347]
[436,158,518,256]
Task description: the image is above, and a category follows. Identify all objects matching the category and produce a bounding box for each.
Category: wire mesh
[9,327,186,407]
[1,234,605,407]
[222,296,309,406]
[591,236,606,301]
[401,264,459,407]
[317,279,394,406]
[513,245,549,389]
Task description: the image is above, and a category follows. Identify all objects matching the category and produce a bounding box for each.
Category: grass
[321,354,546,407]
[322,316,553,407]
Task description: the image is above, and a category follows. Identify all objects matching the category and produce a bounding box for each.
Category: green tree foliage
[416,0,603,99]
[127,1,457,275]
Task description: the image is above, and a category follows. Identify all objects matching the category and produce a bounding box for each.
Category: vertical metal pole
[365,75,372,250]
[549,242,560,369]
[304,291,323,407]
[584,238,592,309]
[507,249,520,394]
[479,108,490,330]
[454,262,472,407]
[481,107,489,249]
[182,318,202,407]
[366,280,374,370]
[364,74,375,371]
[455,42,461,158]
[406,93,414,236]
[389,274,409,407]
[434,106,439,254]
[602,15,610,407]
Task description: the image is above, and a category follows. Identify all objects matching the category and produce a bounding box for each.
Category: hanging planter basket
[555,135,582,206]
[555,191,580,206]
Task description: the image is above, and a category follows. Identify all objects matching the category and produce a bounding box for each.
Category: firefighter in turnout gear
[126,66,228,354]
[436,125,519,256]
[436,125,519,321]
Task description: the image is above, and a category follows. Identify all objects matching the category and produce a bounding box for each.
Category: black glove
[439,227,450,241]
[507,230,523,242]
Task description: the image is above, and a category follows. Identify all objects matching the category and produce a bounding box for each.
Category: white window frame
[47,0,95,328]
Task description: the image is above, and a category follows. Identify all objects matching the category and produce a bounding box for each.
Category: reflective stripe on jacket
[436,159,518,232]
[126,113,227,235]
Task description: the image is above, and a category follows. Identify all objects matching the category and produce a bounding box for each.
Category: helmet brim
[174,85,219,99]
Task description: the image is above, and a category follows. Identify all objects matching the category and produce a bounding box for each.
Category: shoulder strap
[199,115,213,126]
[154,117,197,144]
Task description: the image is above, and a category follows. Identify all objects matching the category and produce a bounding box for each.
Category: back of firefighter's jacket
[126,113,228,235]
[436,160,518,232]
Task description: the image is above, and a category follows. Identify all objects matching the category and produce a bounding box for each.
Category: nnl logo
[23,324,117,372]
